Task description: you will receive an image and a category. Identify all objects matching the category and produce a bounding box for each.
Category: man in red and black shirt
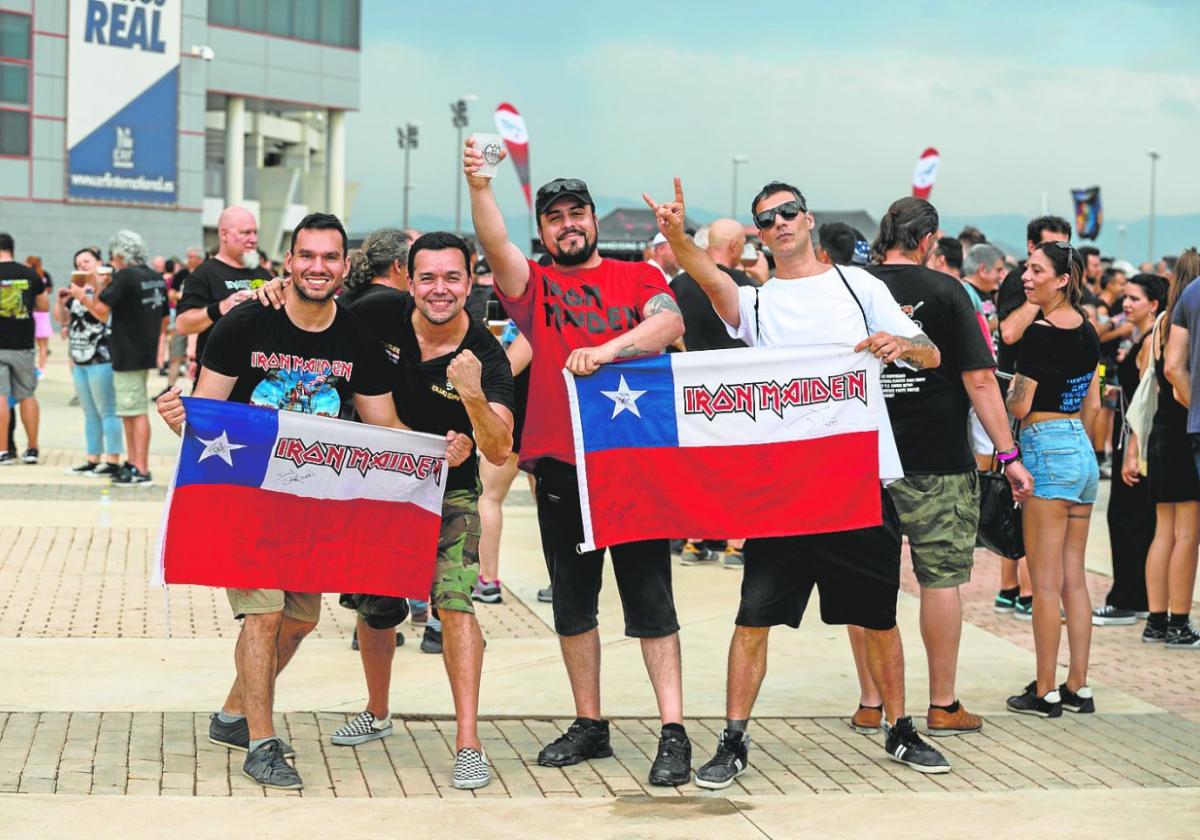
[464,141,690,786]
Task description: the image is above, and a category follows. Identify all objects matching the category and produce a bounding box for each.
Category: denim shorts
[1019,418,1099,504]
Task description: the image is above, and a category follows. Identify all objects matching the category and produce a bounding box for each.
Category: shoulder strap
[833,265,870,337]
[754,287,760,342]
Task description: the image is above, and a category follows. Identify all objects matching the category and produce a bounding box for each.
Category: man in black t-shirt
[157,214,474,793]
[671,218,758,353]
[849,198,1032,738]
[0,232,47,465]
[93,230,168,486]
[176,206,274,377]
[254,231,513,790]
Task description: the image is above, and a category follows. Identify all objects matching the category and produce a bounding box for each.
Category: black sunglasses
[753,200,807,230]
[537,179,589,198]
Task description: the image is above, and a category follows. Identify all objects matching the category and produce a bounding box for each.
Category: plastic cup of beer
[470,133,504,179]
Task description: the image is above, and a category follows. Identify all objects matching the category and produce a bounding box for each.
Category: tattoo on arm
[898,333,937,369]
[1006,374,1029,412]
[614,344,648,359]
[645,293,681,317]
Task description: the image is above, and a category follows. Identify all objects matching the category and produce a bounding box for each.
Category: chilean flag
[156,398,447,598]
[566,346,885,552]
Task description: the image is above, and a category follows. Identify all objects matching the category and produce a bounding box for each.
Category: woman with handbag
[1004,242,1101,717]
[1125,250,1200,646]
[1095,274,1166,625]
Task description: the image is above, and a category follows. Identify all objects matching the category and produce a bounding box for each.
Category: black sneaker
[90,462,121,478]
[21,448,37,464]
[883,716,950,774]
[242,739,303,790]
[536,718,613,767]
[537,585,553,603]
[65,462,96,476]
[993,589,1019,613]
[1142,622,1168,643]
[1006,681,1063,717]
[648,728,691,786]
[128,467,153,486]
[1058,683,1095,713]
[110,462,135,484]
[208,713,295,757]
[1092,604,1138,626]
[1166,623,1200,649]
[0,451,14,466]
[420,625,443,654]
[694,728,749,790]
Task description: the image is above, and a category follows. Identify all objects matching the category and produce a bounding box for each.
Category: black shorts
[534,459,679,638]
[735,487,901,631]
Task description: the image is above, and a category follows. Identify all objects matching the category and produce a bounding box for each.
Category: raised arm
[644,178,741,328]
[464,139,529,299]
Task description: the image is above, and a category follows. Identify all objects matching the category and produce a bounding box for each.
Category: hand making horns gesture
[642,177,686,243]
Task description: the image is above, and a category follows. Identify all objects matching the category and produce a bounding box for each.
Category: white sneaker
[330,711,393,746]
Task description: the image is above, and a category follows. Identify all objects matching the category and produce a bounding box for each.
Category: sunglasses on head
[537,179,589,198]
[753,200,807,230]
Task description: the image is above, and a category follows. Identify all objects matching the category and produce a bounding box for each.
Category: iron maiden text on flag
[565,346,895,551]
[156,398,448,598]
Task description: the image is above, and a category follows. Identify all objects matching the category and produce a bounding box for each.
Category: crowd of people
[1,142,1197,794]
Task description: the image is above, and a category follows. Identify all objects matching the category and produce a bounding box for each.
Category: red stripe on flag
[583,432,881,548]
[163,485,438,598]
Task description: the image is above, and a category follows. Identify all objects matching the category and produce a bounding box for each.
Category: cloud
[1159,97,1200,119]
[344,36,1200,233]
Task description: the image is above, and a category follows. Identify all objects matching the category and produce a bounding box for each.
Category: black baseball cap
[535,178,595,217]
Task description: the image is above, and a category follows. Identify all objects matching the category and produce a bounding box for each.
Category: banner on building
[494,102,532,210]
[66,0,181,205]
[1072,186,1103,240]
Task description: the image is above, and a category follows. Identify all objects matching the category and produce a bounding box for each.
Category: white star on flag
[600,375,647,419]
[195,430,246,467]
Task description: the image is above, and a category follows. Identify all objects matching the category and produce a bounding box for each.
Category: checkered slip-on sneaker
[452,747,492,790]
[330,711,393,746]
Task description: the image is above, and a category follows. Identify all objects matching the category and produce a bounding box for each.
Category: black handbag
[976,460,1024,560]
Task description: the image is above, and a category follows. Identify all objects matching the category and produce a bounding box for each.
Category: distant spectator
[0,232,46,465]
[24,255,53,373]
[926,236,963,278]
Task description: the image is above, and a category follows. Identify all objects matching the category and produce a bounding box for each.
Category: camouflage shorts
[431,488,481,613]
[886,470,980,589]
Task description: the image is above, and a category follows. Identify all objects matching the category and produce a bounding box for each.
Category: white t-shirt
[721,264,922,481]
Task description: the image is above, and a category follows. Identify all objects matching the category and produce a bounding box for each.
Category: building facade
[0,0,360,273]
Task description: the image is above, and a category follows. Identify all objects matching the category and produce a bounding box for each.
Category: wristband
[996,446,1021,464]
[207,301,222,322]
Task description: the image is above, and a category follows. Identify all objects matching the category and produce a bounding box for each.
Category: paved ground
[2,344,1199,838]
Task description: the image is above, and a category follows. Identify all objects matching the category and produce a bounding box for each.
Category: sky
[345,0,1200,258]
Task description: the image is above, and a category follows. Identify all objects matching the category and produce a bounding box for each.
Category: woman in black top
[1004,241,1101,718]
[1125,250,1200,645]
[1097,274,1165,625]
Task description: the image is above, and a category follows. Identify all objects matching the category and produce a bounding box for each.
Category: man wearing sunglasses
[462,142,692,787]
[645,177,951,784]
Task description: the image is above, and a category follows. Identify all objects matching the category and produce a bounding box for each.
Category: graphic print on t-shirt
[0,279,30,319]
[247,352,353,417]
[537,271,642,335]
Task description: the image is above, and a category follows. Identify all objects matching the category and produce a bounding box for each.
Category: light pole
[731,155,748,218]
[1147,149,1160,264]
[396,122,419,229]
[451,95,478,236]
[1118,224,1127,262]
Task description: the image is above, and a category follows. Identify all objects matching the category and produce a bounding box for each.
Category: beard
[547,229,598,267]
[293,274,339,303]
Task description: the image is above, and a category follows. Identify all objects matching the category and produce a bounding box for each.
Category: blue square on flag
[574,356,678,452]
[176,398,277,489]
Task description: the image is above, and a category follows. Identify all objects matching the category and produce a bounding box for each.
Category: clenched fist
[447,349,484,401]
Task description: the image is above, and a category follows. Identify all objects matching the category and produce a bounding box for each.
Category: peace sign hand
[642,177,687,245]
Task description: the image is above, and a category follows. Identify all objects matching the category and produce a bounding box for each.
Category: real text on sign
[683,370,869,421]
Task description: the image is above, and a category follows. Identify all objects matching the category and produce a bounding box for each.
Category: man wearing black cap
[463,141,691,786]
